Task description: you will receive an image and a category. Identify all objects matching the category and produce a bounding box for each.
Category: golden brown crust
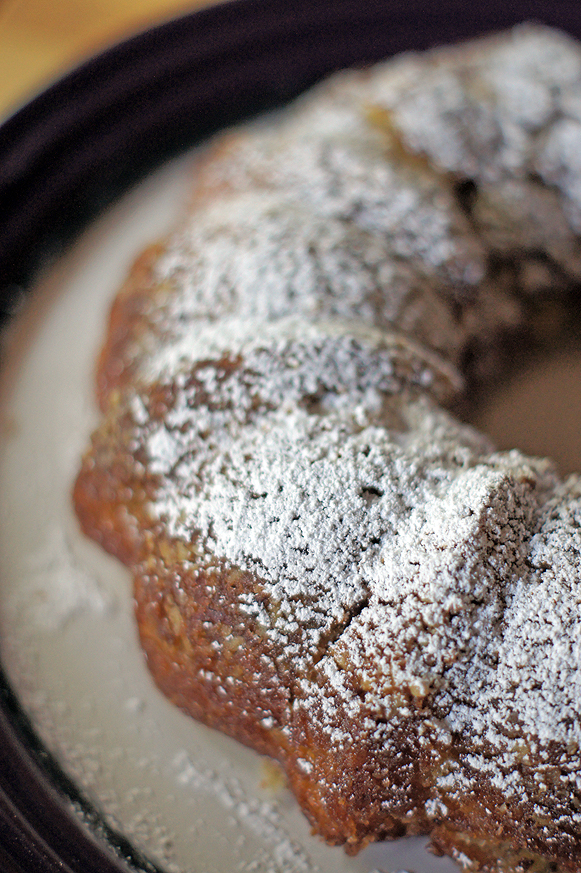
[95,242,167,409]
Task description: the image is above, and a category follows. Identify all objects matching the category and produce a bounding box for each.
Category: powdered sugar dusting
[7,523,112,631]
[173,751,317,873]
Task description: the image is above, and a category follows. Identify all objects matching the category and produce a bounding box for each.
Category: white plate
[1,146,580,873]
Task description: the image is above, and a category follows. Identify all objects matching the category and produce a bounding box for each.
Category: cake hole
[470,345,581,476]
[360,486,384,504]
[453,178,478,215]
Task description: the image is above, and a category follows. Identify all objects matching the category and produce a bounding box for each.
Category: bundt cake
[74,24,581,872]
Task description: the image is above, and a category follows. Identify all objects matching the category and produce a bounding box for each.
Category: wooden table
[0,0,213,118]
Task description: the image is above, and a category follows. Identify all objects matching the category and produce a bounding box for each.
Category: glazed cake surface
[74,25,581,872]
